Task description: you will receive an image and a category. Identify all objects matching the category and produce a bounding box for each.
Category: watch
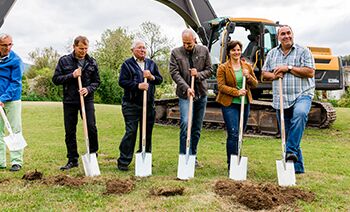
[287,65,293,72]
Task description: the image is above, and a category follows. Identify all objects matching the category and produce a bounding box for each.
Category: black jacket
[52,52,100,104]
[119,57,163,106]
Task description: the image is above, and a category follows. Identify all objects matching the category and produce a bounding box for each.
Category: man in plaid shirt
[262,25,315,174]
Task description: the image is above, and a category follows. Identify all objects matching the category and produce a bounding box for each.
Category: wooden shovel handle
[0,107,14,135]
[186,76,195,149]
[279,78,286,160]
[78,75,90,154]
[238,76,246,158]
[142,78,147,151]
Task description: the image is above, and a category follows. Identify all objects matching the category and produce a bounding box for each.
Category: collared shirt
[262,44,315,109]
[0,55,9,63]
[133,56,145,71]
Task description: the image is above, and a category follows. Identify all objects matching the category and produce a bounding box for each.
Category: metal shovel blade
[4,133,27,151]
[82,153,100,177]
[177,154,196,180]
[276,160,296,186]
[135,152,152,177]
[229,155,248,181]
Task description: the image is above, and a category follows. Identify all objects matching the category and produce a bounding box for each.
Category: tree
[26,47,61,79]
[93,27,133,104]
[135,21,174,84]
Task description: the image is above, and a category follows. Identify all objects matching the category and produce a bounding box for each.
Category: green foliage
[335,87,350,107]
[26,47,60,79]
[22,68,62,101]
[95,67,123,104]
[93,28,133,73]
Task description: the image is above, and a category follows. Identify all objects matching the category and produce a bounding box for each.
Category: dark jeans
[222,103,250,165]
[276,95,312,173]
[179,96,207,155]
[117,101,155,166]
[63,102,98,163]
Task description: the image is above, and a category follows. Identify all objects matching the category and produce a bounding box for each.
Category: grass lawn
[0,102,349,211]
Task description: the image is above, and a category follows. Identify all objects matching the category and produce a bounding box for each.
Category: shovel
[135,77,152,177]
[276,78,296,186]
[177,75,196,180]
[229,76,248,181]
[0,106,27,151]
[78,75,100,177]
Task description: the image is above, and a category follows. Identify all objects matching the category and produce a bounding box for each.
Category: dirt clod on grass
[104,179,135,195]
[150,186,185,196]
[0,178,10,184]
[214,180,315,210]
[44,174,86,187]
[22,170,43,181]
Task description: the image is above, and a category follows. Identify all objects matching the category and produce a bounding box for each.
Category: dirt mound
[150,186,185,196]
[214,180,315,210]
[22,170,43,181]
[104,179,135,195]
[44,174,86,187]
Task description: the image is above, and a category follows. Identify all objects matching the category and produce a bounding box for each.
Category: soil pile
[44,174,86,187]
[104,179,135,195]
[214,180,315,210]
[150,186,185,196]
[22,170,43,181]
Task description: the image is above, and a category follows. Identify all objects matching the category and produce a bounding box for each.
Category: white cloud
[1,0,349,63]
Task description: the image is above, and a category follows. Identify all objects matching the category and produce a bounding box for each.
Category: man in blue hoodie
[0,33,24,172]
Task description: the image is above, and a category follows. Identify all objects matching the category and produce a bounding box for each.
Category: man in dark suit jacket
[117,40,163,171]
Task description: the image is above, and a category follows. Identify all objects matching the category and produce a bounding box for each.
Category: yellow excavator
[154,0,343,135]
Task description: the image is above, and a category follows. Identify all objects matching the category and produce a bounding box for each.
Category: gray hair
[0,33,12,41]
[182,28,197,38]
[131,39,145,49]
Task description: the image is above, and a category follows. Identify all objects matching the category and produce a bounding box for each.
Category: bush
[96,67,123,104]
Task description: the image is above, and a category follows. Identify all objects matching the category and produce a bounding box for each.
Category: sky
[1,0,350,63]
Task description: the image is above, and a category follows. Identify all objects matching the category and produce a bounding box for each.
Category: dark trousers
[63,102,98,162]
[117,101,155,166]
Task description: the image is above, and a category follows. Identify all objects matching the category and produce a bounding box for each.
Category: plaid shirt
[262,44,315,109]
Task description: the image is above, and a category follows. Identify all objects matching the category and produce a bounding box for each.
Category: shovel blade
[82,153,100,177]
[229,155,248,181]
[4,133,27,151]
[135,152,152,177]
[276,160,296,186]
[177,154,196,180]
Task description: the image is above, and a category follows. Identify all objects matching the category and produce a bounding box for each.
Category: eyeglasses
[0,43,13,47]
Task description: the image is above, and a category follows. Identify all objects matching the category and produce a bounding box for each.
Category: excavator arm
[154,0,217,46]
[0,0,16,28]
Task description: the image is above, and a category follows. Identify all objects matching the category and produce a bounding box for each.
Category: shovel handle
[279,78,286,162]
[186,76,195,151]
[237,76,246,158]
[78,75,90,155]
[141,77,147,152]
[0,107,14,135]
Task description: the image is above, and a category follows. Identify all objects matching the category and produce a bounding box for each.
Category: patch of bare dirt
[44,174,86,187]
[22,170,43,181]
[150,186,185,196]
[214,180,315,210]
[0,178,10,184]
[104,179,135,195]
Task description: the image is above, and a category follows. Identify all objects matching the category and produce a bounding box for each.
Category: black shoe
[117,163,129,171]
[10,164,21,172]
[286,153,298,163]
[60,161,78,170]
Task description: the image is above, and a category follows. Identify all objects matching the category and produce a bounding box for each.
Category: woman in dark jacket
[216,40,258,170]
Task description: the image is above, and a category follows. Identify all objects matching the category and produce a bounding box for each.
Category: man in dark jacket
[117,40,163,171]
[52,36,100,170]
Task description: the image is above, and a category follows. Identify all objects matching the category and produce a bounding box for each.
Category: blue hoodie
[0,50,23,102]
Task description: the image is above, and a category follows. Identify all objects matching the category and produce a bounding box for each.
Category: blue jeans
[222,103,250,165]
[276,95,312,173]
[179,96,207,155]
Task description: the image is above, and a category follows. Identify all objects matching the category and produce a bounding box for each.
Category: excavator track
[155,97,336,136]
